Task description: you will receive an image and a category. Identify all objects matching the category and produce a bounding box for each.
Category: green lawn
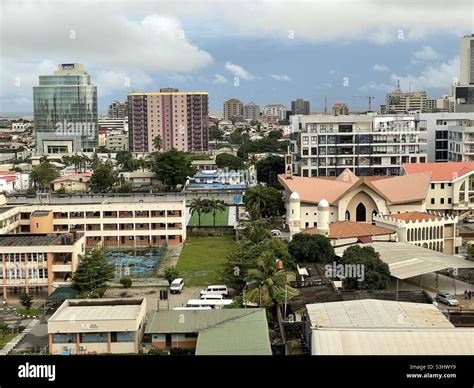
[16,307,42,317]
[0,333,17,349]
[188,208,229,227]
[177,236,237,287]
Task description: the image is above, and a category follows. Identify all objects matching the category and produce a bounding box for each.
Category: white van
[169,278,184,294]
[200,294,224,300]
[200,285,229,296]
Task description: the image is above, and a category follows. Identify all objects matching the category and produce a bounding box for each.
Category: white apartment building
[419,112,474,162]
[289,114,427,177]
[263,104,287,121]
[105,132,129,151]
[244,102,260,121]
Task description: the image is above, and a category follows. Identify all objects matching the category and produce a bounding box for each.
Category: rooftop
[278,169,431,205]
[334,242,474,279]
[50,299,145,322]
[383,211,444,222]
[0,233,79,247]
[403,161,474,182]
[304,221,394,239]
[307,299,453,329]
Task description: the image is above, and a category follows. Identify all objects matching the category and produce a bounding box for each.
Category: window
[448,198,452,204]
[111,332,134,343]
[440,198,445,204]
[431,183,435,189]
[441,183,445,189]
[431,198,435,204]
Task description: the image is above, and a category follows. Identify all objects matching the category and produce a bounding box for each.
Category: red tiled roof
[383,212,444,222]
[403,162,474,182]
[304,221,394,239]
[278,170,431,205]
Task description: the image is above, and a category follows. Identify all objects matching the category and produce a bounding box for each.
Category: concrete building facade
[128,89,209,153]
[223,98,244,121]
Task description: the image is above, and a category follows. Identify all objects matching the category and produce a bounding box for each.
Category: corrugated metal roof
[307,299,454,329]
[52,304,142,321]
[145,309,264,334]
[334,242,474,279]
[312,329,474,355]
[195,309,271,355]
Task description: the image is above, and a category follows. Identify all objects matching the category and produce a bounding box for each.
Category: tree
[152,135,163,152]
[244,252,298,308]
[243,218,271,244]
[0,322,9,338]
[288,233,334,264]
[72,246,115,294]
[152,148,196,190]
[215,153,244,171]
[339,245,391,290]
[120,277,133,288]
[164,266,179,285]
[19,292,33,309]
[256,155,285,186]
[209,127,224,141]
[207,197,226,227]
[115,182,133,193]
[89,161,118,193]
[116,151,136,172]
[30,162,59,190]
[189,197,210,227]
[466,243,474,261]
[268,129,283,140]
[244,185,285,219]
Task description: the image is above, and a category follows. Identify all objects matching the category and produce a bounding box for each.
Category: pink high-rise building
[128,89,209,152]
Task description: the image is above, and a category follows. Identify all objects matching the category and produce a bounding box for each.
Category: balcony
[103,224,118,231]
[52,264,72,272]
[86,225,101,231]
[103,212,118,218]
[119,211,134,218]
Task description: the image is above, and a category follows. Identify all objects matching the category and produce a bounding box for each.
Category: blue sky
[0,0,472,114]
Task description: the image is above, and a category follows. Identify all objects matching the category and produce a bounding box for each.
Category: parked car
[464,217,474,223]
[271,229,282,237]
[200,294,224,300]
[435,292,459,306]
[169,278,184,294]
[200,285,228,296]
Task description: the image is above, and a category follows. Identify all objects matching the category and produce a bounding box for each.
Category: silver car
[436,292,459,306]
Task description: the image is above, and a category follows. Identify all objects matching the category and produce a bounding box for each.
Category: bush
[164,266,179,284]
[19,292,33,309]
[120,277,133,288]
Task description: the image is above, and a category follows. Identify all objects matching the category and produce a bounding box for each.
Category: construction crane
[351,96,376,112]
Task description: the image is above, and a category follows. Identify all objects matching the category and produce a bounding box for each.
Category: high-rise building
[382,89,427,113]
[128,89,209,152]
[263,104,287,121]
[223,98,244,121]
[108,100,128,119]
[244,102,260,121]
[289,113,427,177]
[291,98,310,115]
[332,103,349,116]
[33,63,98,154]
[460,34,474,86]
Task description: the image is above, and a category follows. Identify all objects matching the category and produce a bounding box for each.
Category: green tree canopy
[215,153,244,170]
[256,155,285,186]
[72,246,115,294]
[288,233,335,264]
[237,137,287,159]
[30,162,59,190]
[19,292,33,309]
[339,245,391,290]
[164,266,180,284]
[244,185,285,219]
[209,127,224,141]
[116,151,137,172]
[189,197,210,227]
[152,148,196,190]
[207,197,226,227]
[89,161,118,193]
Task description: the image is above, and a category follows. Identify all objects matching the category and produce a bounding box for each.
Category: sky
[0,0,473,114]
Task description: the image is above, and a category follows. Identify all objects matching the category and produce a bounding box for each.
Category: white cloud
[211,74,227,84]
[373,64,390,72]
[359,81,394,92]
[391,56,459,90]
[95,70,154,96]
[224,62,254,80]
[269,74,291,81]
[412,45,443,62]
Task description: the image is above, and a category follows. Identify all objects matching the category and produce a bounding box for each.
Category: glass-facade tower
[33,63,98,153]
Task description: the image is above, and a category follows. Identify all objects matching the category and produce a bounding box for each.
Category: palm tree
[243,218,271,244]
[190,197,209,227]
[207,197,226,227]
[244,186,269,217]
[153,135,163,152]
[244,253,298,308]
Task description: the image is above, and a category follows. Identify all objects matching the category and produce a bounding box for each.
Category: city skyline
[1,0,472,114]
